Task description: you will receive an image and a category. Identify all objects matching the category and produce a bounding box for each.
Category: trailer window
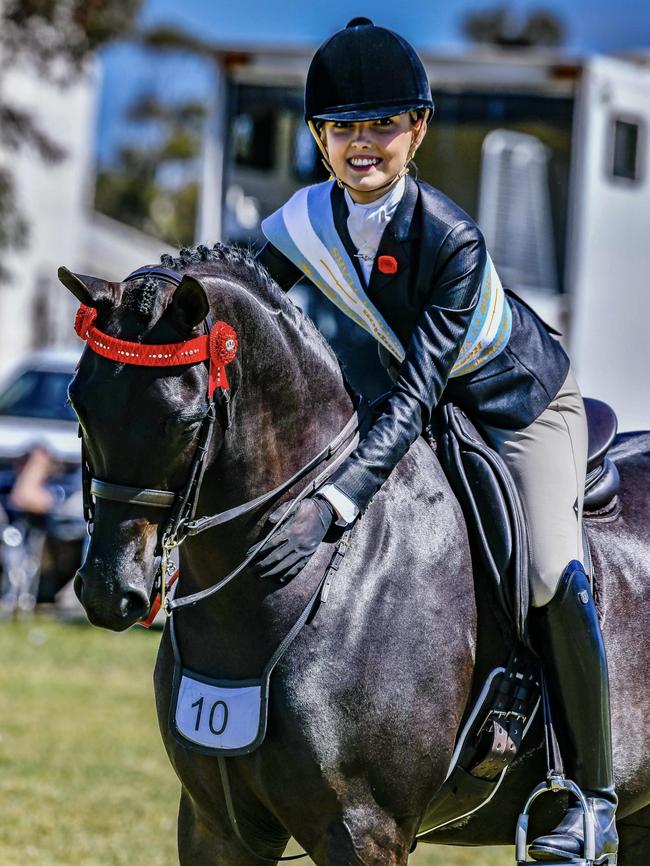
[232,112,276,170]
[292,123,321,182]
[610,118,643,183]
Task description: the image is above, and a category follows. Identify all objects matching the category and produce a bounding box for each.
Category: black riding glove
[250,495,335,582]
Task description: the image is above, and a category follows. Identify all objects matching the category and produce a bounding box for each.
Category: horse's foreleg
[311,809,412,866]
[177,789,290,866]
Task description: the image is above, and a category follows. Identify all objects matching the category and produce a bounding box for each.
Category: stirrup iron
[515,773,615,866]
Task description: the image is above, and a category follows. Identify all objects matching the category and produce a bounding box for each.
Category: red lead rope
[74,304,238,396]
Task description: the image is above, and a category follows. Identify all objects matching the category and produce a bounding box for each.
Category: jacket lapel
[367,175,419,296]
[330,184,366,286]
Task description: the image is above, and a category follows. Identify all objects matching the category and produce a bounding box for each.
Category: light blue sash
[262,181,511,378]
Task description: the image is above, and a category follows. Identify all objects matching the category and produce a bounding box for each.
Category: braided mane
[157,243,335,365]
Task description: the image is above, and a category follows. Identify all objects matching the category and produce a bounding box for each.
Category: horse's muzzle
[74,569,151,631]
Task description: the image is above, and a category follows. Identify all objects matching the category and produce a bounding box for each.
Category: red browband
[74,304,238,397]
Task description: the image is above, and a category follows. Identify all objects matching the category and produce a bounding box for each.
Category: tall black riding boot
[528,561,618,864]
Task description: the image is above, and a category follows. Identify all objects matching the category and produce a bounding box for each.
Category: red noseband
[74,304,238,397]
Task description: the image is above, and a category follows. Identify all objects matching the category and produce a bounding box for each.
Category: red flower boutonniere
[377,255,398,275]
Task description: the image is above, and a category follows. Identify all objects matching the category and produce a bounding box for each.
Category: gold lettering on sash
[319,259,358,304]
[362,309,403,356]
[332,247,358,293]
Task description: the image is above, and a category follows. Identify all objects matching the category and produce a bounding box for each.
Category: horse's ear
[58,267,122,308]
[169,275,210,329]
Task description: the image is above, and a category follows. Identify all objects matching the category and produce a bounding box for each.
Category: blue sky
[97,0,650,165]
[135,0,650,53]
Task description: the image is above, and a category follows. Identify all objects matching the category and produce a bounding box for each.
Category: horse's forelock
[121,275,166,322]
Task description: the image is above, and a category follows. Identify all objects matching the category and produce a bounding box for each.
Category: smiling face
[321,112,426,203]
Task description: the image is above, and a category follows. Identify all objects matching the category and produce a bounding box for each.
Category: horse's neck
[235,340,348,468]
[174,342,353,673]
[185,336,353,577]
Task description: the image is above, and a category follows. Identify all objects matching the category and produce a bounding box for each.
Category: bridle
[75,265,362,621]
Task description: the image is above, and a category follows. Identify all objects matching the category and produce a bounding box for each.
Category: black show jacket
[257,176,569,514]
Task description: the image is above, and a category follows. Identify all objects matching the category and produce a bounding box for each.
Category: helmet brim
[310,102,434,122]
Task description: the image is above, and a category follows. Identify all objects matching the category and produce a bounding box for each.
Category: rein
[75,265,362,617]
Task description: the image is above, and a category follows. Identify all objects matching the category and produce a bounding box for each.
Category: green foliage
[0,619,513,865]
[0,0,142,280]
[140,24,218,59]
[94,95,205,247]
[0,171,28,275]
[95,150,158,235]
[2,0,142,77]
[462,6,565,48]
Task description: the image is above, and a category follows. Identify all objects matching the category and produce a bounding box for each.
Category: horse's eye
[162,409,205,439]
[181,421,202,438]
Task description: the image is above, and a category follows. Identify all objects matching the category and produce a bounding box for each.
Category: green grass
[0,619,512,865]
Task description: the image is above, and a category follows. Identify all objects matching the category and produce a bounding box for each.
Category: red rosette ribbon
[208,321,239,396]
[377,255,398,275]
[75,304,97,339]
[138,570,179,629]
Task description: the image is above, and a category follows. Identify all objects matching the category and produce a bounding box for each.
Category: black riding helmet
[305,17,434,122]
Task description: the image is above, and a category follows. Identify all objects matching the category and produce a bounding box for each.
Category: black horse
[60,246,650,865]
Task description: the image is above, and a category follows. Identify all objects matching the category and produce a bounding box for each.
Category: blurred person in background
[0,443,85,614]
[9,444,58,515]
[0,444,57,613]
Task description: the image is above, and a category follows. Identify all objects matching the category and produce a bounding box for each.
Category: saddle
[414,398,620,839]
[437,396,619,643]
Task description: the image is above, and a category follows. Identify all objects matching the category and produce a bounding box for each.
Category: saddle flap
[457,450,513,577]
[438,403,529,642]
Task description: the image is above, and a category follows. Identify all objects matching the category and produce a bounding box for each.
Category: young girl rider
[254,18,617,864]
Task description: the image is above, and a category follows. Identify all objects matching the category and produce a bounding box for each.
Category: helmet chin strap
[307,120,424,197]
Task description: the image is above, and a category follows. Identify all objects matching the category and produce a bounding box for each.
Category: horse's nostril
[120,590,149,620]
